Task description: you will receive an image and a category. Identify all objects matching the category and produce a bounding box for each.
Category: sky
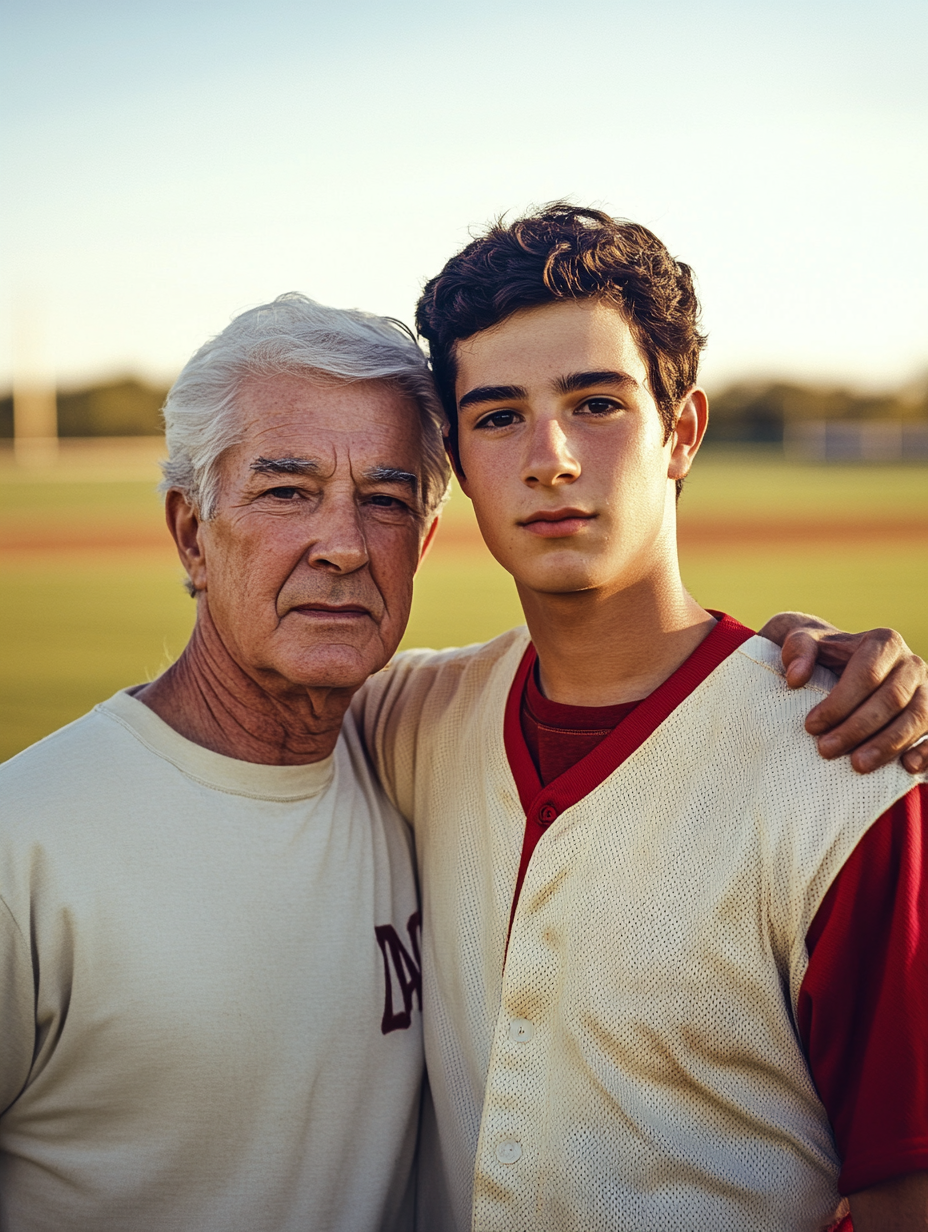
[2,0,926,393]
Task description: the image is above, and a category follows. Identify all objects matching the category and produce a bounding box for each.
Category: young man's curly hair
[415,202,707,485]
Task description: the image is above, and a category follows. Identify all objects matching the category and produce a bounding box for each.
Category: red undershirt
[508,614,928,1207]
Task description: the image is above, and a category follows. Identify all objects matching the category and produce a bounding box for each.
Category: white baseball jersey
[354,615,922,1232]
[0,689,422,1232]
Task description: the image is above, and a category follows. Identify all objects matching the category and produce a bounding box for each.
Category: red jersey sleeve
[798,782,928,1195]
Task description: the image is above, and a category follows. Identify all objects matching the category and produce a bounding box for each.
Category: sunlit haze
[2,0,925,392]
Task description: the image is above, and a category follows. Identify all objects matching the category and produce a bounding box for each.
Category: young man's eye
[476,409,519,430]
[580,397,620,416]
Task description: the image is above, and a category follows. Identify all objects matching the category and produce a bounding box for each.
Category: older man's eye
[265,486,302,500]
[367,494,406,509]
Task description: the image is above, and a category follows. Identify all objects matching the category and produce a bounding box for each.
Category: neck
[518,561,714,708]
[136,600,354,765]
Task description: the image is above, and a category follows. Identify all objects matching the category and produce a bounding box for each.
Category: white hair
[160,292,451,520]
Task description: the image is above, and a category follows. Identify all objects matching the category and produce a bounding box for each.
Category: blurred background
[1,0,926,761]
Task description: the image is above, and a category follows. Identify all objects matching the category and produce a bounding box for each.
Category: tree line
[1,375,926,444]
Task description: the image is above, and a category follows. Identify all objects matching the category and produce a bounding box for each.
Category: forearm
[849,1172,928,1231]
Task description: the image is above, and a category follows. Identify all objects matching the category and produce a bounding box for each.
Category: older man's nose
[305,504,370,573]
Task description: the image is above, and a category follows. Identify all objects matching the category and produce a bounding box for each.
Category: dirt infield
[2,518,921,555]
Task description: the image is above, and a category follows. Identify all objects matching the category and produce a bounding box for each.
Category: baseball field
[1,444,926,763]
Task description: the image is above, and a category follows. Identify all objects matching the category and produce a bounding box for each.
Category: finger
[805,638,919,735]
[849,695,928,772]
[812,664,922,757]
[759,611,836,649]
[902,735,928,776]
[780,630,821,689]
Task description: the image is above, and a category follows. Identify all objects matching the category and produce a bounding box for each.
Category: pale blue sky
[3,0,926,390]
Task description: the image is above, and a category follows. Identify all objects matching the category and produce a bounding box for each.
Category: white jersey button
[496,1140,522,1164]
[509,1018,534,1042]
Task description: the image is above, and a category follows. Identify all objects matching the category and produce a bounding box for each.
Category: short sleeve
[798,783,928,1194]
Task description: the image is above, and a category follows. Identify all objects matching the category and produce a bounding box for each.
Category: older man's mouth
[289,603,372,620]
[519,509,596,538]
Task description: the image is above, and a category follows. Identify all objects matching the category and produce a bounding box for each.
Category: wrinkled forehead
[228,370,427,468]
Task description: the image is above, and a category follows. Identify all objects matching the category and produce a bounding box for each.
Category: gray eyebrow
[250,456,323,477]
[364,466,418,492]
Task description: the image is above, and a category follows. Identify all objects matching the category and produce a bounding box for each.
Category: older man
[0,290,923,1232]
[0,295,449,1232]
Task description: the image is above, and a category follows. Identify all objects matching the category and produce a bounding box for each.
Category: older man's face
[195,372,429,695]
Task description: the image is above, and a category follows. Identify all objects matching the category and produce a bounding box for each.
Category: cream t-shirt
[0,690,423,1232]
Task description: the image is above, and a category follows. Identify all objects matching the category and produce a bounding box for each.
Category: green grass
[0,556,195,760]
[1,462,926,762]
[683,547,927,653]
[1,458,924,537]
[679,452,928,519]
[0,478,166,535]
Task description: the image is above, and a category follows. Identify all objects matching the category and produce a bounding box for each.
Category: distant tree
[2,374,925,444]
[56,378,169,437]
[706,379,927,445]
[0,378,170,438]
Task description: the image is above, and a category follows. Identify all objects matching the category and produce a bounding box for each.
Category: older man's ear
[165,488,208,594]
[417,515,441,569]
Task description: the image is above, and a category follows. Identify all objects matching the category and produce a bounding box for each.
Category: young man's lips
[520,510,596,538]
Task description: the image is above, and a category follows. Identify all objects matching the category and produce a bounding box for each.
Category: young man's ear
[165,489,208,594]
[667,387,709,484]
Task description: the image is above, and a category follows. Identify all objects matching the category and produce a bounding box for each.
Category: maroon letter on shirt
[375,912,422,1034]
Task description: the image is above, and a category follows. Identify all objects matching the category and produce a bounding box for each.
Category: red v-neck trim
[504,611,755,819]
[503,612,755,939]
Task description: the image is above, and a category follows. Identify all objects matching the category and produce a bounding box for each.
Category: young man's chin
[514,564,605,598]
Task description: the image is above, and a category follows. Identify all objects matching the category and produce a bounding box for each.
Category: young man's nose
[522,417,580,487]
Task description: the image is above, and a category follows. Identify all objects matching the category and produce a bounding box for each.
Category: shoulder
[0,694,165,837]
[1,703,126,803]
[733,633,837,696]
[354,627,529,725]
[706,633,923,802]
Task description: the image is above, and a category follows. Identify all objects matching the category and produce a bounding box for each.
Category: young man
[354,206,928,1231]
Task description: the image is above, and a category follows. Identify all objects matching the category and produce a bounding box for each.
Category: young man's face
[453,298,706,600]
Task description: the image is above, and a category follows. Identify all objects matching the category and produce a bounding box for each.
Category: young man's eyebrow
[458,384,527,410]
[250,456,323,477]
[554,370,638,395]
[364,466,418,492]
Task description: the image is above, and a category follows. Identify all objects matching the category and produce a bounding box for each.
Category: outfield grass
[1,460,925,762]
[677,451,928,520]
[3,453,923,531]
[0,554,195,760]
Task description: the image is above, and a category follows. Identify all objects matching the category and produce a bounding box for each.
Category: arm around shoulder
[0,897,36,1114]
[350,646,461,820]
[760,612,928,774]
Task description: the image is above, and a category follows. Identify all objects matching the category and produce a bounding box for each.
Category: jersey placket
[471,615,758,1230]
